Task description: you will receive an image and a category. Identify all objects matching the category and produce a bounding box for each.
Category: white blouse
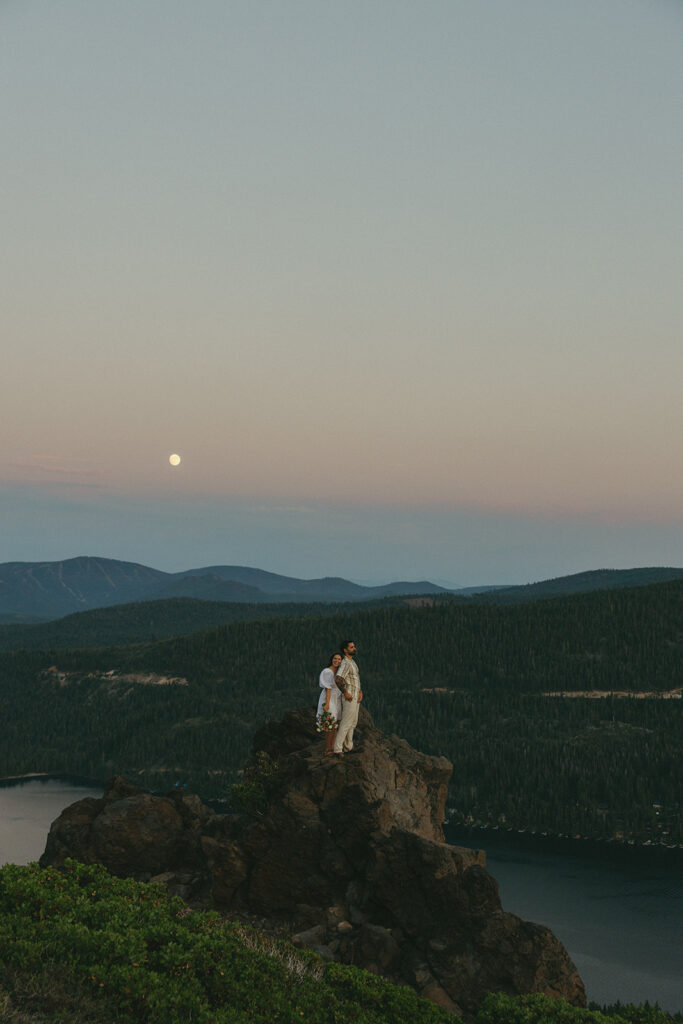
[319,667,336,690]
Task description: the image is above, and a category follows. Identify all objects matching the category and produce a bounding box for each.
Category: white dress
[316,667,342,723]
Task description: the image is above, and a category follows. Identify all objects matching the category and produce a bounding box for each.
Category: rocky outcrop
[41,707,585,1019]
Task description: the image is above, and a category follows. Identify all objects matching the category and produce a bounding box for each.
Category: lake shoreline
[447,823,683,869]
[4,775,680,868]
[0,772,103,789]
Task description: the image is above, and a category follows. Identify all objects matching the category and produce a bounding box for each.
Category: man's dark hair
[340,640,354,654]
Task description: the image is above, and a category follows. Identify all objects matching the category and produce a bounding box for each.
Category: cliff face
[40,707,585,1019]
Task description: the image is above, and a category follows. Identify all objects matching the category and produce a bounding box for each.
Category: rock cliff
[41,707,585,1018]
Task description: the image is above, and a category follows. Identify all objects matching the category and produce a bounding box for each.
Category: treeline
[0,594,419,652]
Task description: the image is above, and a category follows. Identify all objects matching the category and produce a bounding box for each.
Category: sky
[2,0,682,585]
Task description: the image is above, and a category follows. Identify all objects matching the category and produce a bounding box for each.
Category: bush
[0,860,454,1024]
[228,751,281,817]
[1,865,678,1024]
[475,993,680,1024]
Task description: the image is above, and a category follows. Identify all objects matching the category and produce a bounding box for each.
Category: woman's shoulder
[319,666,334,685]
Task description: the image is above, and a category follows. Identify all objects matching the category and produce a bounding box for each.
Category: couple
[316,640,363,756]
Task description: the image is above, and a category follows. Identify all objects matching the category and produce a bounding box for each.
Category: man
[333,639,363,755]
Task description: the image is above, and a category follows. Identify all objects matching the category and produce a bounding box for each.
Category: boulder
[41,778,205,880]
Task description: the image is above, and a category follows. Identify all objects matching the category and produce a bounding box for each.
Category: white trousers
[334,695,359,753]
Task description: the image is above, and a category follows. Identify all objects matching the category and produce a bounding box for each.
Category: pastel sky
[2,0,681,584]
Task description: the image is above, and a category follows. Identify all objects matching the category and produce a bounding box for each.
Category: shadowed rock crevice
[41,706,585,1018]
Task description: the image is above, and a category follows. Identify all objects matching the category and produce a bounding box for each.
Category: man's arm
[336,679,353,700]
[335,660,352,700]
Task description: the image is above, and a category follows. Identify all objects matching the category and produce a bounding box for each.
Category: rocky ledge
[41,707,585,1019]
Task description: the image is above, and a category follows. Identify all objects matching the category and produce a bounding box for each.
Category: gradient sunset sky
[2,0,681,584]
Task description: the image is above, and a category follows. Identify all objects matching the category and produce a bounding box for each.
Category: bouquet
[316,710,338,733]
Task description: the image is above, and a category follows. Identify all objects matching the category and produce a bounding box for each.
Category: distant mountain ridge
[471,566,683,603]
[0,556,680,622]
[0,556,449,620]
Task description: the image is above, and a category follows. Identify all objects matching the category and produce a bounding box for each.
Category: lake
[0,776,103,867]
[1,779,681,1013]
[446,826,683,1013]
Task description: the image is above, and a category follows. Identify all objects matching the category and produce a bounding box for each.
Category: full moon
[169,453,181,466]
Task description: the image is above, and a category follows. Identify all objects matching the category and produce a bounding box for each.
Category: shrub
[0,860,454,1024]
[228,751,281,817]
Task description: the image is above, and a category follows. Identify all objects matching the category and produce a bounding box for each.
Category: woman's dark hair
[329,652,342,666]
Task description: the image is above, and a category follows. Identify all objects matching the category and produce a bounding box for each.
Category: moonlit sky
[2,1,681,585]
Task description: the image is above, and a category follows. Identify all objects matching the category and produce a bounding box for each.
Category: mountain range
[0,555,681,623]
[0,556,450,621]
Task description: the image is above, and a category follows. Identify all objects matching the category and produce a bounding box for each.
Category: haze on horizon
[1,1,681,584]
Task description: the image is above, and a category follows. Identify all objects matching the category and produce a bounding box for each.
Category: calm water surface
[447,827,683,1013]
[1,781,681,1013]
[0,777,102,866]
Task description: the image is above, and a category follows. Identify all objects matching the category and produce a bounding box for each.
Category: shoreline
[0,772,103,788]
[0,772,50,781]
[4,777,680,863]
[446,822,683,867]
[541,687,682,699]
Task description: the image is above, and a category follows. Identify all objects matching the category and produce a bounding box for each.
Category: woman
[316,653,343,754]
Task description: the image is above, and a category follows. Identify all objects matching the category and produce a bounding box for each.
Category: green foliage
[228,751,281,817]
[0,865,679,1024]
[590,1004,683,1024]
[0,861,455,1024]
[475,993,681,1024]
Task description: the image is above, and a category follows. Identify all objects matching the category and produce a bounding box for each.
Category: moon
[169,453,181,466]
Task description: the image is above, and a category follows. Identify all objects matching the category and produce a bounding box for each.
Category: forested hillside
[0,594,413,652]
[7,578,675,694]
[0,581,680,843]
